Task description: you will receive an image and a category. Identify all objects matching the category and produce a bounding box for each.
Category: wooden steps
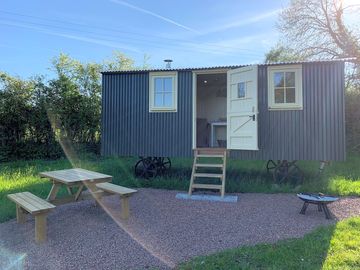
[188,148,227,197]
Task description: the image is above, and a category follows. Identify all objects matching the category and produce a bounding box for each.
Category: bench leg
[318,204,322,212]
[16,205,27,224]
[120,196,130,219]
[300,202,309,215]
[35,213,48,244]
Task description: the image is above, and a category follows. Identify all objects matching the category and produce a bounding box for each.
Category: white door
[227,66,258,150]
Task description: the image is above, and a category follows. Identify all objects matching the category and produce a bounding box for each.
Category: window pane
[286,88,296,103]
[154,93,163,107]
[274,88,284,103]
[164,93,173,107]
[154,78,163,93]
[237,82,246,98]
[274,72,284,87]
[163,77,173,92]
[285,72,295,87]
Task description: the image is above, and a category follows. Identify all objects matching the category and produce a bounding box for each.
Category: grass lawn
[1,153,360,222]
[178,216,360,270]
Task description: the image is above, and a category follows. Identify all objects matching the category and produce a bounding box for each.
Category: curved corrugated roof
[101,58,355,74]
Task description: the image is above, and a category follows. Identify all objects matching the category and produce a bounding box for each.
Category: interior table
[40,168,113,205]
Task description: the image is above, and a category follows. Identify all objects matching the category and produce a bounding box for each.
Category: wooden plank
[39,168,112,184]
[188,149,198,196]
[197,154,224,158]
[96,183,137,195]
[8,193,39,213]
[193,173,223,178]
[195,163,223,168]
[191,184,222,190]
[8,192,55,214]
[22,192,55,209]
[15,193,54,214]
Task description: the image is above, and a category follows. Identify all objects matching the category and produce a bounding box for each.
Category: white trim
[149,71,178,112]
[267,64,303,110]
[192,72,196,149]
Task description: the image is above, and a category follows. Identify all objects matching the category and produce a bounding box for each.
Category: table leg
[300,202,308,215]
[74,184,85,201]
[86,182,103,205]
[47,182,61,201]
[66,186,74,195]
[322,204,332,219]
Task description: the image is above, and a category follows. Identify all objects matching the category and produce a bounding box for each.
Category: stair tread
[195,163,223,168]
[192,184,222,189]
[193,173,223,178]
[197,154,224,158]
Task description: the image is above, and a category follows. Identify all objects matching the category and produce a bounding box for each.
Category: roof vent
[164,59,173,69]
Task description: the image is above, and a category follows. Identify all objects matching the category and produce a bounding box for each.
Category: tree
[278,0,360,60]
[276,0,360,85]
[265,44,305,63]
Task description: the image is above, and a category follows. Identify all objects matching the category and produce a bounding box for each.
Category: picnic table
[40,168,113,205]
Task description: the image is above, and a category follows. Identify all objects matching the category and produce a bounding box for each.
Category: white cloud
[205,9,281,34]
[110,0,200,33]
[0,20,141,53]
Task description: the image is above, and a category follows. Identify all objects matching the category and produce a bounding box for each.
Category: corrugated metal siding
[230,62,345,160]
[102,62,345,161]
[101,71,193,157]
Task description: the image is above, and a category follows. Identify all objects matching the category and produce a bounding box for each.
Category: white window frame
[149,71,178,112]
[268,65,303,110]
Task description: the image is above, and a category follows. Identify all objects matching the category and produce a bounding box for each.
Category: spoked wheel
[266,160,280,173]
[155,157,171,174]
[134,157,158,179]
[273,160,304,185]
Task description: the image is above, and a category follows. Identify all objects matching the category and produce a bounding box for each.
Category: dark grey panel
[102,62,346,161]
[231,62,345,160]
[101,71,193,157]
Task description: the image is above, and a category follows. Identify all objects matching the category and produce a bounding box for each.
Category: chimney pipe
[164,59,173,69]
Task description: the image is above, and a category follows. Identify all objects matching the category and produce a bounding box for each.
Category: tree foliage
[0,52,139,161]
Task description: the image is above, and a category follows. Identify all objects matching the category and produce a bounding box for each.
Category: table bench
[297,193,338,219]
[7,192,56,243]
[95,183,137,219]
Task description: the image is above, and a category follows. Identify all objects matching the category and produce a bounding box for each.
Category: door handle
[249,114,255,121]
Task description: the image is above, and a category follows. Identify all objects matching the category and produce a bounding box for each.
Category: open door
[227,65,258,150]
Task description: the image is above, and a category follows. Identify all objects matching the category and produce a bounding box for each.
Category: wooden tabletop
[39,168,113,184]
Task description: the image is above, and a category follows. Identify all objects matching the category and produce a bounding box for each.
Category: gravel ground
[1,189,359,270]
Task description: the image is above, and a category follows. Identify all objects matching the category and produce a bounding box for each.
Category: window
[237,82,246,98]
[268,65,303,110]
[149,72,177,112]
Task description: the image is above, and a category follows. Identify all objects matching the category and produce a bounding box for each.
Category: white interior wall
[196,73,227,144]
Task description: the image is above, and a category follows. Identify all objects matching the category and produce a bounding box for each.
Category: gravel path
[1,189,359,270]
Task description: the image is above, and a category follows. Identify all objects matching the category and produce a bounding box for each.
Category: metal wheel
[273,160,304,185]
[266,160,280,173]
[155,157,171,174]
[134,157,158,179]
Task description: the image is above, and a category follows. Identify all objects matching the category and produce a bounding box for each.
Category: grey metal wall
[231,62,345,161]
[101,62,345,161]
[101,71,193,157]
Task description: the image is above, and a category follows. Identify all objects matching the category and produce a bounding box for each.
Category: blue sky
[0,0,289,78]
